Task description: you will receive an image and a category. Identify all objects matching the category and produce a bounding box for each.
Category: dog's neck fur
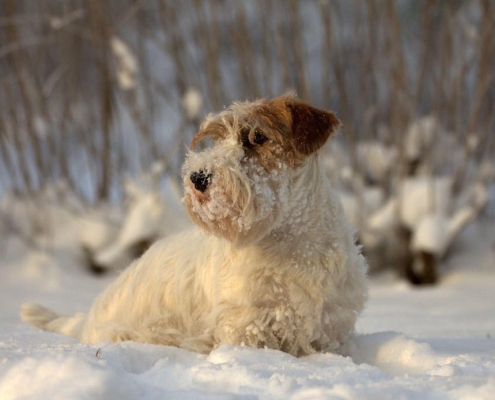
[235,155,339,267]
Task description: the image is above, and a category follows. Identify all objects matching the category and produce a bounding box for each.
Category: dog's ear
[284,97,341,156]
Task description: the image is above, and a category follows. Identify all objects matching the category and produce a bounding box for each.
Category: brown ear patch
[286,101,341,156]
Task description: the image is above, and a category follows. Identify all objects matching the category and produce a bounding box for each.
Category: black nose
[190,171,212,192]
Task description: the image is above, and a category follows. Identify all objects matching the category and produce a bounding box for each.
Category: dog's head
[182,94,341,246]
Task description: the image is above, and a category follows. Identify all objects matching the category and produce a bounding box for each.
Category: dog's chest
[211,247,331,310]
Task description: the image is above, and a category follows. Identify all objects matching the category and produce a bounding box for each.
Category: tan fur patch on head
[190,117,228,150]
[236,94,341,166]
[189,94,341,169]
[236,101,295,170]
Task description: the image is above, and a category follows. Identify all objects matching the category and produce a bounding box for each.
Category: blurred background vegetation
[0,0,494,283]
[1,0,494,201]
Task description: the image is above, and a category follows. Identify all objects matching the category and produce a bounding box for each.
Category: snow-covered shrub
[0,166,191,274]
[82,164,191,273]
[326,117,494,284]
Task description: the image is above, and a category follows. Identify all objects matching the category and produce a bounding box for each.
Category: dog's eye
[241,128,268,149]
[253,130,268,145]
[241,128,267,148]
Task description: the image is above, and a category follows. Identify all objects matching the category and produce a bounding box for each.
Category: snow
[399,176,453,231]
[404,115,440,161]
[182,88,204,121]
[411,209,477,257]
[110,36,138,91]
[356,142,397,183]
[1,211,495,398]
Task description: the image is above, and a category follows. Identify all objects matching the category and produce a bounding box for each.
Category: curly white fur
[21,95,367,357]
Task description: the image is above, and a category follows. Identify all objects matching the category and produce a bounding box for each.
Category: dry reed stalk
[158,1,187,96]
[4,0,45,191]
[258,0,274,97]
[0,114,19,190]
[385,0,409,135]
[452,0,495,194]
[193,0,222,110]
[274,6,291,94]
[86,0,114,200]
[230,1,260,99]
[319,0,333,109]
[361,0,379,142]
[287,0,310,101]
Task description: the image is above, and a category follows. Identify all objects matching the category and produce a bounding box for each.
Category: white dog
[21,94,367,357]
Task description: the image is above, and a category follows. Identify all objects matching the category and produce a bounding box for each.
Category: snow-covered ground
[0,215,494,399]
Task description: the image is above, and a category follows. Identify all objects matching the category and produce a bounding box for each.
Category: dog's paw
[216,306,302,354]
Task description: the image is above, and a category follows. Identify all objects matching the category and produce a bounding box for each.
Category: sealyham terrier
[21,94,368,357]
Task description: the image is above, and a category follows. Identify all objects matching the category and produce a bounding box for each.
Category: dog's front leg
[213,301,306,355]
[214,303,279,349]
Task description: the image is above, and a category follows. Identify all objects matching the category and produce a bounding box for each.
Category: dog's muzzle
[190,170,212,193]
